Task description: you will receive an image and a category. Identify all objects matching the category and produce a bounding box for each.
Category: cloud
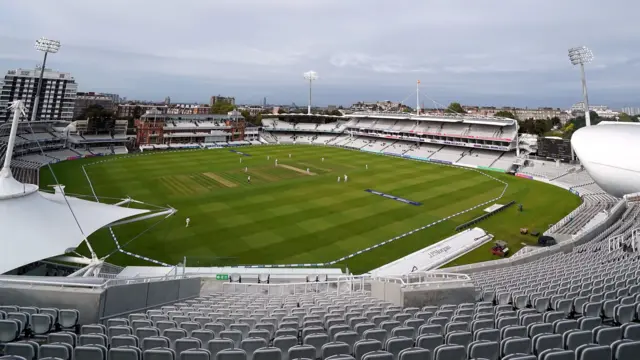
[0,0,639,107]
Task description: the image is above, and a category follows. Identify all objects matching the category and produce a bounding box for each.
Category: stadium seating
[3,278,640,360]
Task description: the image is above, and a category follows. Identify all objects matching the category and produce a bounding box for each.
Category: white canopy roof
[0,180,149,275]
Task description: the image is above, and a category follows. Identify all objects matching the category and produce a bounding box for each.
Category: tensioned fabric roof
[0,178,149,275]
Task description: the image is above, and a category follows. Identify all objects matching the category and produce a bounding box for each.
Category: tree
[618,112,633,122]
[277,108,286,114]
[325,109,342,116]
[445,102,466,114]
[550,116,562,127]
[132,105,143,119]
[78,104,116,133]
[494,110,516,119]
[210,101,235,114]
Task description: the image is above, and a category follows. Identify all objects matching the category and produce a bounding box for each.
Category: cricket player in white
[267,156,270,160]
[240,158,242,163]
[185,217,190,227]
[245,167,248,172]
[307,168,310,173]
[289,154,291,158]
[275,159,278,166]
[322,157,324,162]
[344,174,348,182]
[366,164,368,170]
[337,176,341,182]
[247,176,251,183]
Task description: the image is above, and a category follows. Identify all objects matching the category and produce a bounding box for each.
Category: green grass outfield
[40,145,581,274]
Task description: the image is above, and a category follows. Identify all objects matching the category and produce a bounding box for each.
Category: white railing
[373,271,472,288]
[221,275,371,295]
[0,273,188,290]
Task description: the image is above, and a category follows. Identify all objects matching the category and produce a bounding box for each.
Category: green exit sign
[215,274,229,281]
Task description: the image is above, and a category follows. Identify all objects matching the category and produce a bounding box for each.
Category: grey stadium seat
[384,337,413,360]
[272,336,297,360]
[4,342,37,360]
[75,345,108,360]
[354,340,382,360]
[40,343,72,360]
[180,349,211,360]
[397,348,430,360]
[216,350,247,360]
[207,339,235,360]
[142,336,171,351]
[240,338,268,360]
[321,342,350,360]
[361,351,393,360]
[287,345,315,360]
[252,348,281,360]
[467,340,499,360]
[108,346,142,360]
[432,344,466,360]
[176,338,203,358]
[144,348,176,360]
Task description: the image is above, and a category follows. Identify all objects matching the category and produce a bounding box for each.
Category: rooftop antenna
[416,80,421,115]
[568,46,594,126]
[303,71,318,115]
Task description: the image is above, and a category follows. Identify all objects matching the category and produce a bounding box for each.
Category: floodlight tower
[568,46,594,127]
[303,71,318,115]
[32,37,61,122]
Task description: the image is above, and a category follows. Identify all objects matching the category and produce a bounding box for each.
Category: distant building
[0,67,77,122]
[164,96,171,105]
[167,103,209,115]
[117,104,168,118]
[101,93,121,104]
[621,107,640,116]
[570,102,618,118]
[73,92,117,119]
[210,95,235,106]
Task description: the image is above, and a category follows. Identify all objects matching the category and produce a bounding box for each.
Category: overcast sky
[1,0,639,108]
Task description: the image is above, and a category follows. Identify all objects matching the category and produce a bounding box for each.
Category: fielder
[337,176,341,183]
[322,157,324,162]
[307,168,310,174]
[275,159,278,166]
[245,166,248,172]
[289,154,291,158]
[185,217,190,227]
[240,158,242,163]
[344,174,348,182]
[247,176,251,184]
[366,164,368,170]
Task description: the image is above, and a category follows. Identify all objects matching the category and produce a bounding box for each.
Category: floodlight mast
[303,71,318,115]
[31,37,61,122]
[568,46,593,127]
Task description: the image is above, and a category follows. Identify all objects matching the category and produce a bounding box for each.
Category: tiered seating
[9,277,637,360]
[383,143,414,156]
[491,153,517,171]
[550,195,618,236]
[46,150,82,161]
[520,161,574,180]
[344,138,372,150]
[458,150,501,167]
[90,147,114,155]
[114,147,129,155]
[430,148,465,163]
[361,141,394,152]
[404,144,442,159]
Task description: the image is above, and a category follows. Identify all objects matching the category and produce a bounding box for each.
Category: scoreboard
[537,137,573,162]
